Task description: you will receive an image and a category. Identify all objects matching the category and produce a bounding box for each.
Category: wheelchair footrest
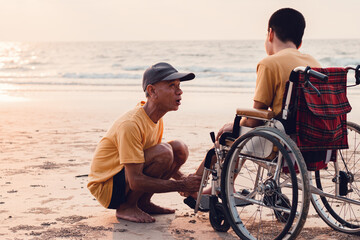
[184,196,209,212]
[184,194,251,212]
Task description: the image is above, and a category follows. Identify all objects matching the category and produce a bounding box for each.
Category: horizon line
[0,38,359,43]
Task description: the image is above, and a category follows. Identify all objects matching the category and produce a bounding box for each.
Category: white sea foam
[61,72,141,79]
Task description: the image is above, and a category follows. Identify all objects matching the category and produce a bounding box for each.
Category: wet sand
[1,85,360,239]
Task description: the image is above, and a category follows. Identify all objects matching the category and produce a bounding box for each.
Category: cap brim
[162,72,195,82]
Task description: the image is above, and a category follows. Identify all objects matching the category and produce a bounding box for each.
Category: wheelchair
[193,65,360,239]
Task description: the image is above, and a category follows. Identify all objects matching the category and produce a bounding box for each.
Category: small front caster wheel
[210,203,230,232]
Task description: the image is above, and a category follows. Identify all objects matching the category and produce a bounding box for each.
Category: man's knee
[157,143,174,167]
[168,140,189,166]
[145,142,174,170]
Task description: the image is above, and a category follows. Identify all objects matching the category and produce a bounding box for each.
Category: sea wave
[61,72,142,79]
[0,70,255,81]
[187,66,255,73]
[122,65,148,71]
[0,66,34,71]
[0,77,255,89]
[0,40,358,92]
[119,65,255,74]
[319,57,360,67]
[0,79,139,87]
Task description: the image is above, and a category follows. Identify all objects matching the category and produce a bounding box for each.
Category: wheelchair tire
[221,128,310,240]
[209,203,230,232]
[311,121,360,235]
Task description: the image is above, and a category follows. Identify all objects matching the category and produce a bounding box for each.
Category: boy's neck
[273,40,298,54]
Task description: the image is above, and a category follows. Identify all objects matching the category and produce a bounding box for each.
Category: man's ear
[146,84,157,98]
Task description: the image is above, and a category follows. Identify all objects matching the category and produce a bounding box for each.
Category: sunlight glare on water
[0,84,28,102]
[0,42,29,102]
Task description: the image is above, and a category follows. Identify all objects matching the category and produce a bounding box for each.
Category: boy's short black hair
[268,8,305,48]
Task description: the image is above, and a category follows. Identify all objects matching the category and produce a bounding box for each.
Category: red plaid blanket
[281,67,352,171]
[295,68,351,150]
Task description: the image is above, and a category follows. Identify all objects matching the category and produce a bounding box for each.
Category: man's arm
[172,170,186,180]
[124,163,201,193]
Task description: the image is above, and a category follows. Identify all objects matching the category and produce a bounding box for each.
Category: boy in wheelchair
[183,8,321,206]
[183,7,360,239]
[219,7,320,133]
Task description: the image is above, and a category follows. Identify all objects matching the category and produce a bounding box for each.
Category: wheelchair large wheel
[221,128,310,240]
[311,121,360,235]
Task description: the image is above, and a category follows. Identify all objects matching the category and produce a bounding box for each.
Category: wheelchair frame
[195,65,360,239]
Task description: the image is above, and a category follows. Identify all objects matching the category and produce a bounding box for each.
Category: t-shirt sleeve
[116,121,145,164]
[253,64,275,107]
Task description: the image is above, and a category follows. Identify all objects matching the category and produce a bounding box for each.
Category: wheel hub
[264,179,277,197]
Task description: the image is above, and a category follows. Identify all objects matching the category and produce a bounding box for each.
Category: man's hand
[216,122,234,141]
[181,174,202,192]
[125,163,201,194]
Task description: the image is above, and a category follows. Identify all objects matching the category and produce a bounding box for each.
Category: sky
[0,0,359,42]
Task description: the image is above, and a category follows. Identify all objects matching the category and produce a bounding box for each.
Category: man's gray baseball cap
[142,62,195,91]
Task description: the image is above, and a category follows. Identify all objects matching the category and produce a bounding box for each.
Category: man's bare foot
[138,202,175,215]
[116,205,155,223]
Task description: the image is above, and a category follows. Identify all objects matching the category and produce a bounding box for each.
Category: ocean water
[0,39,359,95]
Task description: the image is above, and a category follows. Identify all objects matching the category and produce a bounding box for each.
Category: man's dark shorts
[107,169,126,209]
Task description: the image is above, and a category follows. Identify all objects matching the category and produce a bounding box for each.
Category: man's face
[152,79,183,111]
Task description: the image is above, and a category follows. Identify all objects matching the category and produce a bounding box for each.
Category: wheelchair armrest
[219,132,236,146]
[204,148,215,169]
[236,108,275,120]
[219,115,241,146]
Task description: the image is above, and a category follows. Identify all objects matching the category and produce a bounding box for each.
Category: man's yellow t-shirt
[254,48,321,116]
[87,101,163,208]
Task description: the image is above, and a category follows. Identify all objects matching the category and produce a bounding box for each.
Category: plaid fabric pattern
[295,68,351,150]
[281,67,351,171]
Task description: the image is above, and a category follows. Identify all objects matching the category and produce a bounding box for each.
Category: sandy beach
[1,85,360,240]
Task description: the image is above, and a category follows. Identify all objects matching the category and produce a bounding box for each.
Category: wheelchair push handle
[294,66,328,81]
[210,132,216,143]
[345,65,360,86]
[294,66,327,97]
[307,68,328,81]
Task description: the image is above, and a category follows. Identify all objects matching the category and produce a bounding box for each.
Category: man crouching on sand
[87,62,202,223]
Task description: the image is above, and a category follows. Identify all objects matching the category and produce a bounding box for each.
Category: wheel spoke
[221,128,310,239]
[310,121,360,234]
